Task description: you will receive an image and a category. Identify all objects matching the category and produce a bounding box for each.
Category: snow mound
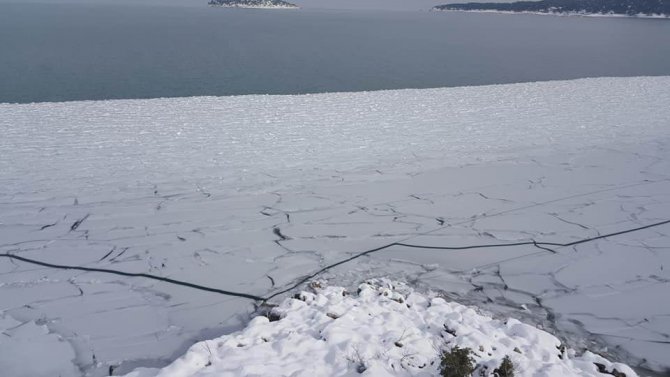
[124,280,636,377]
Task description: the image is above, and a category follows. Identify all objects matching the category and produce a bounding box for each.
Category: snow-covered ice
[123,280,638,377]
[1,77,669,376]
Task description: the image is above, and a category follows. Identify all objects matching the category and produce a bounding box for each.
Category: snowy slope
[124,280,638,377]
[1,77,669,376]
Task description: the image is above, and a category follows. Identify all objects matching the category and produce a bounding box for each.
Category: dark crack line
[0,253,266,301]
[109,247,129,262]
[69,214,90,232]
[263,219,670,301]
[273,227,290,241]
[2,219,669,304]
[590,332,670,345]
[549,213,591,231]
[39,221,58,231]
[533,241,557,254]
[98,247,116,262]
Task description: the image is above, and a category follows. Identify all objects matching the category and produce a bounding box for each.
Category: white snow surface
[1,77,670,376]
[124,280,638,377]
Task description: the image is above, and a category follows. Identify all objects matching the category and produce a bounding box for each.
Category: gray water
[1,2,670,103]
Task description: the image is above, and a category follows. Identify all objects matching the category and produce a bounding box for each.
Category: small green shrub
[439,346,475,377]
[493,355,514,377]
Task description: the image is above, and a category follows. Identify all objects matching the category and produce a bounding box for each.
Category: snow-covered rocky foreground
[1,77,669,376]
[125,280,638,377]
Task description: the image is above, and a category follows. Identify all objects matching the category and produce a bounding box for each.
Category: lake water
[1,2,670,103]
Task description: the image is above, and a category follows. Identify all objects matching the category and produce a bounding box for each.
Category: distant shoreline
[432,8,670,19]
[209,4,299,9]
[208,0,299,9]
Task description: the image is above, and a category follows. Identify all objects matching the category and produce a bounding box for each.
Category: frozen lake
[2,2,670,103]
[1,77,669,376]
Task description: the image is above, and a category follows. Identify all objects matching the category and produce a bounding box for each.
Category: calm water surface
[1,2,670,103]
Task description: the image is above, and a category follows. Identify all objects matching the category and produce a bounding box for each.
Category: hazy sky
[0,0,515,11]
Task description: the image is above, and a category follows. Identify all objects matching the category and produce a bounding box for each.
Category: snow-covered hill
[124,280,638,377]
[1,77,669,376]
